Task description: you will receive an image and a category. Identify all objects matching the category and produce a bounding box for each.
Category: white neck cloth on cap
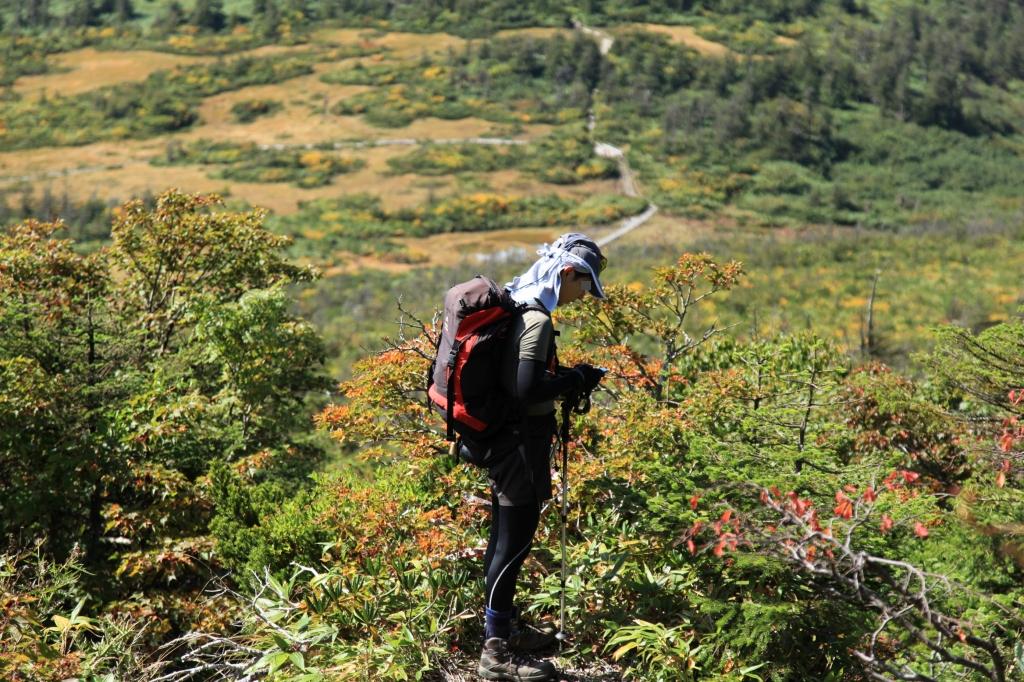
[505,243,595,312]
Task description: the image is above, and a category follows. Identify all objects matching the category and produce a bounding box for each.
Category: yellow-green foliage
[229,97,283,123]
[155,140,365,188]
[271,192,647,259]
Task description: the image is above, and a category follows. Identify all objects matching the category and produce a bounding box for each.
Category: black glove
[573,363,605,393]
[556,366,585,394]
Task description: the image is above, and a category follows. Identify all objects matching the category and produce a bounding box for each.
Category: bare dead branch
[738,486,1010,682]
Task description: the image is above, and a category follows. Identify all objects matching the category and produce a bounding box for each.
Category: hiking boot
[478,637,556,681]
[509,616,557,652]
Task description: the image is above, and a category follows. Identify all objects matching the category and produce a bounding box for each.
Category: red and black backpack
[427,276,541,449]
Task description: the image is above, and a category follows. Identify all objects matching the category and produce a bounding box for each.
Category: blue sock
[485,607,514,640]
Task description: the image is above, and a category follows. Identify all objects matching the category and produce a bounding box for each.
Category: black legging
[483,491,540,612]
[481,355,569,618]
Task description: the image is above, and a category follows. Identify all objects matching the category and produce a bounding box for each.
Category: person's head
[557,266,593,306]
[504,232,608,312]
[553,233,607,307]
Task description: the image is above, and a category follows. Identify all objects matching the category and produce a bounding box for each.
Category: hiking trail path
[572,20,657,248]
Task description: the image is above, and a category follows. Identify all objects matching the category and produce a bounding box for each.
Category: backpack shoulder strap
[519,301,551,317]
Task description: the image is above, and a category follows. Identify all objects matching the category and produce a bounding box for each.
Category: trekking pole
[555,395,573,646]
[555,378,602,647]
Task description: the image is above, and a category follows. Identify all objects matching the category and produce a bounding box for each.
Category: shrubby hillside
[2,193,1022,680]
[2,1,1024,680]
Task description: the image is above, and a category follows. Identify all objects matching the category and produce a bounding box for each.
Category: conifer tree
[190,0,226,32]
[65,0,97,28]
[23,0,51,27]
[154,0,185,33]
[254,0,281,38]
[113,0,134,23]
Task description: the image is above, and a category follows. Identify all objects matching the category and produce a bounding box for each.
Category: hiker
[477,233,608,682]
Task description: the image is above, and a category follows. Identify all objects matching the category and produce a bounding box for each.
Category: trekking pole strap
[560,395,573,444]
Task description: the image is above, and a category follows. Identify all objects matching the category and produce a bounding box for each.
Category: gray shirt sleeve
[518,310,553,364]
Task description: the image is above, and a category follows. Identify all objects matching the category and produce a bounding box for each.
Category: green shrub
[384,126,617,185]
[154,140,365,188]
[218,149,364,188]
[229,98,283,123]
[386,143,525,176]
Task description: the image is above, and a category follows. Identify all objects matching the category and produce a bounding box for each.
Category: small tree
[112,0,135,23]
[153,1,185,34]
[1,190,327,595]
[189,0,226,32]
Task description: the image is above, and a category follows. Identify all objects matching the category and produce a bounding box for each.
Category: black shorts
[487,413,557,507]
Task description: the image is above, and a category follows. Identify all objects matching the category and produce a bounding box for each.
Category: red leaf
[883,471,899,491]
[862,486,877,503]
[720,509,733,523]
[833,492,853,519]
[687,539,696,555]
[914,521,929,538]
[689,494,700,510]
[880,514,894,534]
[996,471,1006,488]
[788,492,811,517]
[900,470,920,484]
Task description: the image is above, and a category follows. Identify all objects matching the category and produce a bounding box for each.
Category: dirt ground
[12,48,208,100]
[11,43,315,101]
[626,23,732,56]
